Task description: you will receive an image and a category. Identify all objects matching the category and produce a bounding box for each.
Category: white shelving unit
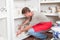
[14,15,25,19]
[0,16,6,19]
[0,0,8,40]
[0,13,7,19]
[40,0,60,16]
[40,0,60,23]
[40,1,60,3]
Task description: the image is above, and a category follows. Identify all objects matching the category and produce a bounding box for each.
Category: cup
[56,21,60,27]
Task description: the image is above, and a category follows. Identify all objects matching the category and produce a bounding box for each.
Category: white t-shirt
[30,12,50,26]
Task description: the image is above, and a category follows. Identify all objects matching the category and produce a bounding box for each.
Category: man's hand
[16,30,21,37]
[16,30,23,37]
[18,25,22,30]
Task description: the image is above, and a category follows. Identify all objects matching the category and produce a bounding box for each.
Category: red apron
[32,22,52,32]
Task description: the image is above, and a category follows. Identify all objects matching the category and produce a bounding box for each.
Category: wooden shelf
[40,1,60,4]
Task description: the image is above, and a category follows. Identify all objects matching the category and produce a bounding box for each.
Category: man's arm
[18,17,30,29]
[21,18,30,26]
[17,25,32,36]
[22,25,32,32]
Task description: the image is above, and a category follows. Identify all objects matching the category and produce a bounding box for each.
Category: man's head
[22,7,33,17]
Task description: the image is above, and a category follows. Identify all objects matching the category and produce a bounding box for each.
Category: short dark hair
[22,7,31,14]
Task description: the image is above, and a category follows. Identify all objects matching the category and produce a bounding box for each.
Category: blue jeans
[28,28,47,40]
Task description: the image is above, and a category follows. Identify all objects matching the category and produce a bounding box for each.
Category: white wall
[14,0,40,17]
[0,0,6,8]
[0,0,7,40]
[0,0,6,17]
[14,1,26,17]
[25,0,40,12]
[0,18,7,39]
